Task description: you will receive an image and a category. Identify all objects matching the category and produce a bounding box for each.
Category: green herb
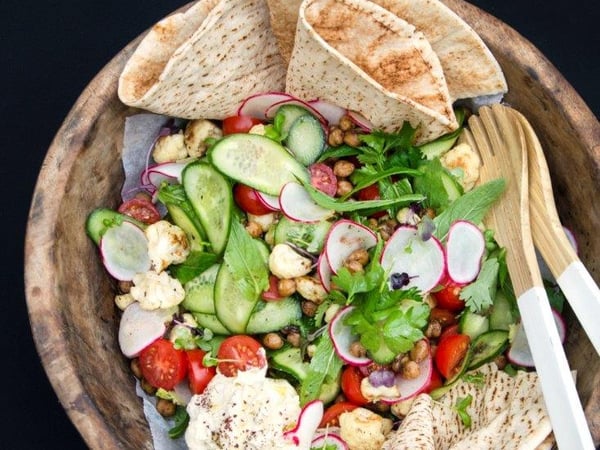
[413,158,462,211]
[317,144,359,162]
[345,166,421,200]
[433,179,506,241]
[168,407,190,439]
[462,371,486,387]
[460,257,499,313]
[300,334,343,405]
[311,443,338,450]
[169,251,218,284]
[454,394,473,428]
[503,363,518,376]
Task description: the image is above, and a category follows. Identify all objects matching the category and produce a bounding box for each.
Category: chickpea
[347,248,369,266]
[328,127,344,147]
[262,332,284,350]
[494,354,508,370]
[336,180,353,197]
[401,360,421,379]
[301,300,318,317]
[343,131,361,147]
[140,378,157,396]
[245,221,263,238]
[390,353,406,373]
[410,340,428,363]
[286,332,302,348]
[423,208,436,219]
[118,280,133,294]
[130,358,143,379]
[344,260,364,274]
[156,398,177,418]
[277,278,296,297]
[338,115,354,131]
[333,160,355,178]
[349,341,367,358]
[425,320,442,339]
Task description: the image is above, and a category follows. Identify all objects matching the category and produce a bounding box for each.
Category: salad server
[465,104,594,449]
[511,109,600,356]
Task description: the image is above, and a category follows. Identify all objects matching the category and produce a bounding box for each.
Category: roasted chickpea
[338,115,354,131]
[347,248,369,266]
[156,398,177,417]
[277,278,296,297]
[343,131,361,147]
[301,300,318,317]
[410,339,429,363]
[344,260,364,274]
[425,320,442,339]
[333,160,355,178]
[286,332,302,348]
[350,341,367,358]
[336,180,353,197]
[245,221,263,238]
[141,378,157,396]
[130,358,142,379]
[118,280,133,294]
[262,332,284,350]
[328,127,345,147]
[401,360,421,379]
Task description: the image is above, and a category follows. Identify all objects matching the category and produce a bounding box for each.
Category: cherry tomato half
[261,275,284,301]
[340,366,369,406]
[320,401,359,428]
[118,197,160,224]
[434,333,470,380]
[433,284,466,312]
[429,308,458,328]
[187,349,216,395]
[217,335,267,377]
[356,183,380,201]
[222,115,262,135]
[309,163,337,196]
[139,338,188,390]
[233,183,273,215]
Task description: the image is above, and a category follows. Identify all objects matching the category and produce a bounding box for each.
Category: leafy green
[460,257,500,313]
[168,407,190,439]
[413,158,461,211]
[454,394,473,428]
[462,371,485,387]
[300,334,343,405]
[433,179,506,240]
[169,251,218,284]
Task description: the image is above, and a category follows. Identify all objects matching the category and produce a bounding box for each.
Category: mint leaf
[169,251,218,284]
[460,257,499,313]
[300,334,343,404]
[413,159,462,211]
[433,179,505,240]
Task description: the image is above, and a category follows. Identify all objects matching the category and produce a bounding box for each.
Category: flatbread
[286,0,458,143]
[265,0,302,63]
[382,364,554,449]
[118,0,286,119]
[369,0,507,101]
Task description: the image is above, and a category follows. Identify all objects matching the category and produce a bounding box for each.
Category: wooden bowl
[24,0,600,448]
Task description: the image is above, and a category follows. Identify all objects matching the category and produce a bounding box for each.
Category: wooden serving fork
[463,104,594,449]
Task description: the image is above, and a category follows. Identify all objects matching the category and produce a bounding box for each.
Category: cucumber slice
[274,216,332,254]
[99,221,151,281]
[210,133,310,196]
[213,262,258,334]
[182,264,220,314]
[246,297,302,334]
[467,330,509,369]
[489,290,516,331]
[275,104,311,139]
[86,208,144,245]
[459,310,490,340]
[192,312,231,336]
[440,171,463,203]
[270,346,309,381]
[286,114,326,166]
[318,376,342,404]
[165,203,207,252]
[182,161,232,255]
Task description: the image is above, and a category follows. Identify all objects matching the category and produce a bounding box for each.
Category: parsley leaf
[454,394,473,428]
[300,333,343,405]
[460,257,499,313]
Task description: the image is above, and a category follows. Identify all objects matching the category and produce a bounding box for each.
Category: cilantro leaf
[460,257,500,313]
[454,394,473,428]
[300,334,343,404]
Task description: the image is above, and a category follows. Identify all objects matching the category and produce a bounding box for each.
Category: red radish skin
[143,162,187,190]
[381,226,445,294]
[325,220,377,274]
[329,306,372,367]
[255,191,280,212]
[317,252,333,292]
[308,99,347,125]
[346,110,373,132]
[236,92,294,120]
[279,182,335,223]
[283,400,324,448]
[445,220,485,284]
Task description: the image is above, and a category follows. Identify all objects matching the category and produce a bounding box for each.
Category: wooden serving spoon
[510,109,600,356]
[465,104,594,449]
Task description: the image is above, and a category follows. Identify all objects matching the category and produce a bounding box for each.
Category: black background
[3,0,598,448]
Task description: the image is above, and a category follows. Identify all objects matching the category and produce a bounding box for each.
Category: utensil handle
[518,286,594,450]
[557,261,600,356]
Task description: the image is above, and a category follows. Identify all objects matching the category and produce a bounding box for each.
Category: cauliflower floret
[145,220,190,272]
[295,276,327,304]
[152,131,188,163]
[247,212,277,233]
[184,119,222,158]
[339,407,393,450]
[440,142,481,191]
[360,377,401,403]
[114,293,135,311]
[268,244,312,279]
[130,270,185,310]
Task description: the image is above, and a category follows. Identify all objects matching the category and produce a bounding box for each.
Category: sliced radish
[236,92,294,120]
[256,190,281,212]
[445,220,485,284]
[311,429,348,449]
[325,220,377,274]
[329,306,372,366]
[279,182,335,223]
[284,400,324,448]
[380,340,433,404]
[308,99,348,126]
[142,161,187,190]
[265,98,328,125]
[346,110,373,132]
[381,226,445,294]
[507,309,567,368]
[118,302,177,358]
[317,252,333,292]
[100,221,151,281]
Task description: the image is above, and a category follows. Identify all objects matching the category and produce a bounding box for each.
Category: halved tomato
[187,349,216,395]
[434,333,470,380]
[340,366,369,406]
[433,283,465,312]
[139,338,187,390]
[118,197,160,224]
[217,335,267,377]
[222,115,262,135]
[429,307,458,328]
[233,183,273,215]
[320,401,359,428]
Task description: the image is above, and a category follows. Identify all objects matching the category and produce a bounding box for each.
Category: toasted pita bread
[118,0,286,119]
[286,0,458,143]
[369,0,507,101]
[266,0,302,64]
[382,364,554,450]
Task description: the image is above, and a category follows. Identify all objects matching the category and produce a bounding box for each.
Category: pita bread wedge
[382,364,555,449]
[369,0,507,101]
[118,0,286,119]
[266,0,302,63]
[286,0,458,144]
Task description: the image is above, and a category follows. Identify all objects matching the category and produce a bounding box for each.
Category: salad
[86,92,566,449]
